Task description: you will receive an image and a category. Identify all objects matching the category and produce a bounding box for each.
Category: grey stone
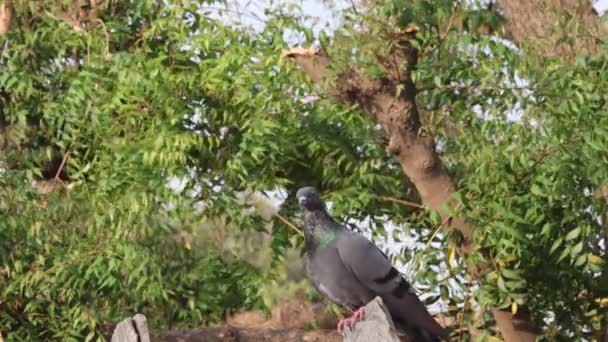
[343,297,401,342]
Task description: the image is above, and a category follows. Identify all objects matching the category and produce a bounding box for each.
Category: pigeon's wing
[335,232,408,295]
[336,232,448,340]
[306,256,357,311]
[306,245,373,311]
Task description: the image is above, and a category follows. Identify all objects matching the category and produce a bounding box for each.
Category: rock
[111,314,150,342]
[343,297,401,342]
[132,314,150,342]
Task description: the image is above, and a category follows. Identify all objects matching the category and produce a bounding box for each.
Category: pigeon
[296,186,448,341]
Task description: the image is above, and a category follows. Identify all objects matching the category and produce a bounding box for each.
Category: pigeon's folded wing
[335,232,410,295]
[336,232,449,341]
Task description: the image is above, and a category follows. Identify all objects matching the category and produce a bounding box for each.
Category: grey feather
[297,187,449,341]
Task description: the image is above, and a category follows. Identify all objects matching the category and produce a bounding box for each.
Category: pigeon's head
[296,186,325,211]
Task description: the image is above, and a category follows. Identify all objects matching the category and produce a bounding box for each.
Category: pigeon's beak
[297,196,307,206]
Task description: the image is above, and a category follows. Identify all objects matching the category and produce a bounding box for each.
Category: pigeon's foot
[337,307,365,333]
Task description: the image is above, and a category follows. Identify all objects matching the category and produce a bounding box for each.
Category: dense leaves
[1,0,607,340]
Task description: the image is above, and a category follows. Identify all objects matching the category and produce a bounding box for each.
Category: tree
[0,1,284,339]
[282,0,608,340]
[1,0,607,341]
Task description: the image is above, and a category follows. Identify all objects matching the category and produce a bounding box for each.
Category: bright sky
[596,0,608,12]
[221,0,608,32]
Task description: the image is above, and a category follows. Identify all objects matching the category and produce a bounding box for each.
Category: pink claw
[337,307,366,333]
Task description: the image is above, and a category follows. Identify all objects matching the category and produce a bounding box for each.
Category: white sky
[596,0,608,12]
[218,0,608,32]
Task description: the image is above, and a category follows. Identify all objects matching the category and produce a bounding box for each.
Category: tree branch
[0,0,12,35]
[377,195,425,209]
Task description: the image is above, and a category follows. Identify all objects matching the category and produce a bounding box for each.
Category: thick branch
[0,0,12,34]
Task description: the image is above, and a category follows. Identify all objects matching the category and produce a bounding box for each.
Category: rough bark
[282,34,535,341]
[496,0,606,59]
[0,0,11,35]
[491,308,539,342]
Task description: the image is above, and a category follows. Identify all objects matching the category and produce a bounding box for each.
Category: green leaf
[550,237,563,254]
[501,269,522,280]
[574,254,587,267]
[497,276,507,292]
[564,227,581,241]
[570,241,584,257]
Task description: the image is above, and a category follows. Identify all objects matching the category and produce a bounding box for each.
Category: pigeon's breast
[306,246,375,311]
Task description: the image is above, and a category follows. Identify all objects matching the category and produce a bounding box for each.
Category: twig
[378,195,425,209]
[257,190,304,237]
[439,9,458,43]
[424,203,459,250]
[421,4,459,58]
[198,5,267,25]
[94,18,111,57]
[274,212,304,237]
[54,149,70,181]
[457,292,470,342]
[405,201,462,277]
[434,6,459,58]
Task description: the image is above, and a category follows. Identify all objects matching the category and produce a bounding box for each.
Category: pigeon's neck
[303,209,341,252]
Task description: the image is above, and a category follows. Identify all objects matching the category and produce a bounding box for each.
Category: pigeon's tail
[419,328,449,342]
[384,292,449,341]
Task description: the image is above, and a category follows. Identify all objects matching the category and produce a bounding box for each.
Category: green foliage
[0,1,410,339]
[327,0,608,339]
[2,0,608,340]
[0,170,263,340]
